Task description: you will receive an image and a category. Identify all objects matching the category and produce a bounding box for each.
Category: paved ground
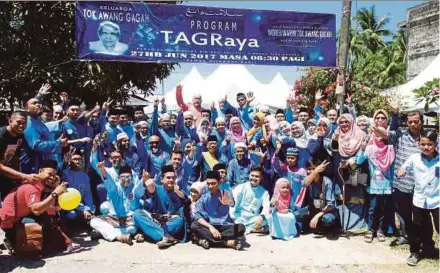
[0,232,438,273]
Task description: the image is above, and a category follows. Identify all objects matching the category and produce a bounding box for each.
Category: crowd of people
[0,83,438,266]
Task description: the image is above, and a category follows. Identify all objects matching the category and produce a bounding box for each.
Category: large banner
[76,2,336,67]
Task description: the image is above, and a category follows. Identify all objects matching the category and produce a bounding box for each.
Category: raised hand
[54,181,68,196]
[102,98,114,110]
[219,190,233,206]
[142,170,150,183]
[153,97,159,107]
[346,93,352,105]
[173,135,181,148]
[160,97,166,105]
[360,136,369,150]
[315,160,330,173]
[316,126,326,137]
[246,91,255,103]
[315,89,323,101]
[63,147,73,164]
[390,100,399,115]
[333,127,340,140]
[92,134,100,150]
[38,83,51,96]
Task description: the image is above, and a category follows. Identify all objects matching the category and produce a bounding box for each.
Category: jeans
[133,209,184,242]
[393,188,413,239]
[368,194,392,233]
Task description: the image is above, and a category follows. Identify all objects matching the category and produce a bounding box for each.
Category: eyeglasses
[375,117,387,120]
[149,141,159,144]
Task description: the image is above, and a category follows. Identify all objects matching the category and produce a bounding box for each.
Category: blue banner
[75,2,336,67]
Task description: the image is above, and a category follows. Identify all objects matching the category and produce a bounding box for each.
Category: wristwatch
[51,192,58,198]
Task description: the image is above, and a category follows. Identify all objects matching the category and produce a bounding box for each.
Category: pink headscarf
[365,136,395,172]
[264,115,279,135]
[338,114,366,157]
[229,117,247,143]
[272,178,291,212]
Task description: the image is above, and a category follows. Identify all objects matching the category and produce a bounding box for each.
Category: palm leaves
[413,78,440,112]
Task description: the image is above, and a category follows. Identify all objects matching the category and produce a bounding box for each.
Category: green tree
[0,2,177,110]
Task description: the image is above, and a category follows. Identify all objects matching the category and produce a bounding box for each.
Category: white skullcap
[116,132,129,141]
[137,121,148,126]
[234,142,247,150]
[259,105,269,112]
[215,117,225,124]
[183,111,193,117]
[53,105,63,112]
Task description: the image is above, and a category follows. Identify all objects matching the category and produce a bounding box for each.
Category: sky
[154,0,424,95]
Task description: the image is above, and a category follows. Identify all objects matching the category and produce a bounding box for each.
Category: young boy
[398,130,439,266]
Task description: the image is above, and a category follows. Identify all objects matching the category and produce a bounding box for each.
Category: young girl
[398,130,439,266]
[267,178,298,240]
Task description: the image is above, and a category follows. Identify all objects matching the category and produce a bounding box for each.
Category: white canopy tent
[383,55,440,112]
[145,64,292,113]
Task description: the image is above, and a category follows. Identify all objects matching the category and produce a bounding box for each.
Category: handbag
[14,190,43,257]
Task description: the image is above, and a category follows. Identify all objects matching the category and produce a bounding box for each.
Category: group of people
[0,83,437,266]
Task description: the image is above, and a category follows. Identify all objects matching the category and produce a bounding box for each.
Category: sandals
[134,234,145,243]
[63,243,87,254]
[364,231,374,243]
[157,237,178,249]
[376,232,386,242]
[119,234,133,246]
[198,239,210,250]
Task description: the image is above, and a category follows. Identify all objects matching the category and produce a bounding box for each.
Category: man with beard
[116,133,142,177]
[61,150,94,226]
[1,160,84,254]
[0,111,41,200]
[61,100,95,171]
[91,135,139,208]
[193,135,228,181]
[176,85,203,126]
[152,98,176,153]
[144,135,170,179]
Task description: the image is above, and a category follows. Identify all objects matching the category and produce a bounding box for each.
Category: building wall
[406,1,439,80]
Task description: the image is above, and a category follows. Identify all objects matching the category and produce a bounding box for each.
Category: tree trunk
[337,0,352,115]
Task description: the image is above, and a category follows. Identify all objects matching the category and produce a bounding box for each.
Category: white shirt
[401,153,440,209]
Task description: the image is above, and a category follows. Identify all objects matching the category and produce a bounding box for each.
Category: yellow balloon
[58,188,81,211]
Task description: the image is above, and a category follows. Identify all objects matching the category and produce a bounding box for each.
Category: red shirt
[0,182,44,229]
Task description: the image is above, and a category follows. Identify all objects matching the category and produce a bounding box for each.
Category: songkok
[116,132,129,141]
[72,149,83,156]
[207,135,217,143]
[40,160,58,170]
[286,147,299,156]
[206,170,220,181]
[215,117,225,124]
[213,163,227,171]
[119,165,132,175]
[234,142,247,150]
[276,109,285,116]
[161,165,174,174]
[236,93,246,100]
[183,111,193,117]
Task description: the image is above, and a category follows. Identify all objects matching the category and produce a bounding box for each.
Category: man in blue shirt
[191,170,245,250]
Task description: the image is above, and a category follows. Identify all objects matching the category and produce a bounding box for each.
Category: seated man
[61,150,94,227]
[231,167,270,234]
[133,165,186,249]
[191,170,245,250]
[90,164,144,245]
[0,160,83,254]
[300,158,337,232]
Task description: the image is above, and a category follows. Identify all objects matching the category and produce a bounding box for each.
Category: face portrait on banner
[88,21,128,56]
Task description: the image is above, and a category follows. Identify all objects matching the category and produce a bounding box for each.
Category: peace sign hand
[346,93,352,105]
[315,160,330,173]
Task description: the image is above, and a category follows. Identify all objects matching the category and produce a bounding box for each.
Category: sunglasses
[149,141,159,144]
[375,117,387,120]
[339,120,349,124]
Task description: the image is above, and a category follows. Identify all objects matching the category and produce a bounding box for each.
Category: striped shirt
[389,129,421,193]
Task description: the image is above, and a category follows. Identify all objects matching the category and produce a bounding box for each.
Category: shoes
[376,232,386,242]
[390,237,408,247]
[406,253,420,266]
[3,238,14,255]
[198,239,210,250]
[422,247,439,259]
[120,234,133,246]
[364,231,374,243]
[90,229,102,241]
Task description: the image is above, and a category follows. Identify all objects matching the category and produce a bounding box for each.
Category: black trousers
[190,222,245,244]
[393,189,413,238]
[409,206,439,254]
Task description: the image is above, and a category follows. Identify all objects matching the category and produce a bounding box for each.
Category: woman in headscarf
[290,121,311,168]
[357,115,370,135]
[307,119,317,137]
[247,112,266,149]
[197,118,212,143]
[331,113,369,232]
[357,109,395,243]
[266,178,298,240]
[225,116,248,160]
[307,117,334,178]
